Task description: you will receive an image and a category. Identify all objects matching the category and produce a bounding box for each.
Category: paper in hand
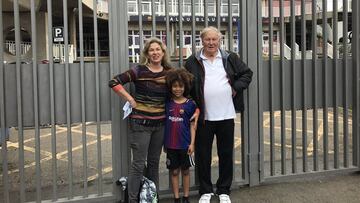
[123,101,132,119]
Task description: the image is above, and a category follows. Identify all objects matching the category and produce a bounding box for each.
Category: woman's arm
[108,67,138,107]
[109,78,137,107]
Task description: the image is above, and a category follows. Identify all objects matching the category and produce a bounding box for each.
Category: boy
[164,68,198,203]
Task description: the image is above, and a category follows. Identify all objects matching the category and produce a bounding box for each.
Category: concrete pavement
[162,171,360,203]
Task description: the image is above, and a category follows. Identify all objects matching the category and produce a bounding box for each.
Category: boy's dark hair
[166,68,194,97]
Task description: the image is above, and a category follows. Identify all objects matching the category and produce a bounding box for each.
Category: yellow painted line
[87,166,113,182]
[234,137,241,147]
[0,156,53,176]
[262,111,280,127]
[264,141,304,151]
[6,141,53,157]
[23,128,68,144]
[56,135,111,160]
[306,121,323,156]
[1,123,112,177]
[234,160,241,164]
[68,128,111,138]
[263,140,335,155]
[263,125,314,134]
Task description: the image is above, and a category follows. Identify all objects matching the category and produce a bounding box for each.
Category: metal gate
[260,0,360,184]
[1,0,360,202]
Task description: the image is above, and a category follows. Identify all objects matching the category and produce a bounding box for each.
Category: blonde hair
[139,37,172,70]
[200,26,222,40]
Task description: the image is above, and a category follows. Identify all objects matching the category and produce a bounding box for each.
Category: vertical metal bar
[312,0,319,171]
[191,0,196,53]
[237,0,242,59]
[31,0,41,202]
[247,0,261,186]
[300,0,308,172]
[204,0,208,27]
[268,0,275,176]
[279,0,286,175]
[139,0,144,50]
[47,0,58,200]
[165,0,171,52]
[290,0,297,174]
[93,0,103,195]
[239,0,248,182]
[109,0,129,201]
[108,1,117,199]
[179,0,184,67]
[227,0,233,50]
[190,0,198,185]
[352,0,360,167]
[151,0,156,37]
[63,0,74,198]
[0,0,10,202]
[216,0,220,29]
[13,0,26,201]
[332,0,339,169]
[343,0,349,168]
[257,0,264,183]
[78,0,88,196]
[322,0,329,170]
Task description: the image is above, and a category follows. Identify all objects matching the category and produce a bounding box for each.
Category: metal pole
[109,0,129,201]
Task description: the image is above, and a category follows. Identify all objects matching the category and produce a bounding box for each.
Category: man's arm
[231,55,253,91]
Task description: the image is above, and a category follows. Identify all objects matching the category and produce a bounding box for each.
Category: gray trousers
[128,122,164,203]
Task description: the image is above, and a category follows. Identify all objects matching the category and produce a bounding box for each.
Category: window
[127,0,138,14]
[155,0,164,15]
[142,0,151,14]
[183,0,192,15]
[220,0,239,16]
[207,2,215,15]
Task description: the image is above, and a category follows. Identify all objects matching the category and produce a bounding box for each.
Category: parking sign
[53,27,64,42]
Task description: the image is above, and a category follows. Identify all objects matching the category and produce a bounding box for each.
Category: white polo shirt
[200,50,236,121]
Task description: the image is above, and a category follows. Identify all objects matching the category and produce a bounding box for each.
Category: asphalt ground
[1,109,359,202]
[161,171,360,203]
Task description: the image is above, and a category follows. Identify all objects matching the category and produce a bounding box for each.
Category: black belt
[130,118,164,127]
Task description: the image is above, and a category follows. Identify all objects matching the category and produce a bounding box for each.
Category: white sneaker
[219,194,231,203]
[198,193,213,203]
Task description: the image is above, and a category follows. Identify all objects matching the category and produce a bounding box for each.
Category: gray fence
[1,0,360,202]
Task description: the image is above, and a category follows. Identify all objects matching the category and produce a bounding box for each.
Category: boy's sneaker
[182,196,190,203]
[198,193,213,203]
[218,194,231,203]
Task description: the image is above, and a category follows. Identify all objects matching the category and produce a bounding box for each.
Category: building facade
[1,0,353,63]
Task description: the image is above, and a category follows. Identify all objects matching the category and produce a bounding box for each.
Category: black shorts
[166,148,195,170]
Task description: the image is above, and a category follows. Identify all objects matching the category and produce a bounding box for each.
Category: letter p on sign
[53,27,64,42]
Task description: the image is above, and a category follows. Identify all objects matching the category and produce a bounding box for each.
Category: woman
[109,38,172,202]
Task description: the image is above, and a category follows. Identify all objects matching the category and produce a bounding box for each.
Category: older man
[185,26,252,203]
